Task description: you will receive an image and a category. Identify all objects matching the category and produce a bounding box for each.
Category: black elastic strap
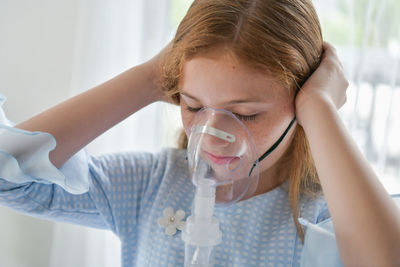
[248,116,297,176]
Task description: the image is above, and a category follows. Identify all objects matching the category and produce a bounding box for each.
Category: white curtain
[313,0,400,194]
[48,1,177,267]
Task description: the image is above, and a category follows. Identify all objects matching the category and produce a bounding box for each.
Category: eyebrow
[180,92,264,105]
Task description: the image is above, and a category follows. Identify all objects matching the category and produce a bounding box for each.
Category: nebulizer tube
[182,179,221,266]
[182,107,260,267]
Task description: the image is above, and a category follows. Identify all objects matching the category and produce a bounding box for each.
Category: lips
[204,151,240,165]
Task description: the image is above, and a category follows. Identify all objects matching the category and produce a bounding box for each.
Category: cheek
[249,116,297,174]
[253,101,294,139]
[249,119,280,147]
[249,112,294,156]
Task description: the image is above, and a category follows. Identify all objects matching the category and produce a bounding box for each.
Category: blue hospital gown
[0,95,343,266]
[0,147,342,266]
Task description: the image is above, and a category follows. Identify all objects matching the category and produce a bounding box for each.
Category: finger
[322,42,340,60]
[322,42,345,70]
[323,41,337,54]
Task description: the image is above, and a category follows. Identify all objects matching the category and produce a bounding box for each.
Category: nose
[202,129,231,149]
[201,115,233,150]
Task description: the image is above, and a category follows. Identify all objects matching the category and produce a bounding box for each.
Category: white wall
[0,0,79,123]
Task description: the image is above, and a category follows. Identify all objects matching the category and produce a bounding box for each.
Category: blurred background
[0,0,399,266]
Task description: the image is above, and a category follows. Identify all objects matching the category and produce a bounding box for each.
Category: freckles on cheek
[248,118,281,148]
[251,127,271,145]
[282,102,295,113]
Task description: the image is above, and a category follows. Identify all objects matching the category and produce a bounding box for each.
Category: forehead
[180,52,287,104]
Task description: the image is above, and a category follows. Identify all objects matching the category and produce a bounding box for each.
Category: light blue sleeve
[0,150,160,236]
[0,93,162,236]
[299,217,343,267]
[0,93,89,194]
[299,202,343,267]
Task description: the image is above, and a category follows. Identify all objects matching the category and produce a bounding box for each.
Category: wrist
[137,61,164,103]
[296,91,337,127]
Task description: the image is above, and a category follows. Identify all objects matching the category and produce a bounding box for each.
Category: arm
[1,45,172,230]
[0,150,161,236]
[296,43,400,266]
[15,45,170,169]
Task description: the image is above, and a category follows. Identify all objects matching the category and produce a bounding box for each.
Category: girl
[1,0,399,266]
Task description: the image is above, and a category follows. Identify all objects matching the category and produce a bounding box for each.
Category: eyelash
[185,106,258,121]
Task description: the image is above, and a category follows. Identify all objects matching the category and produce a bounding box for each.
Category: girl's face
[179,51,297,191]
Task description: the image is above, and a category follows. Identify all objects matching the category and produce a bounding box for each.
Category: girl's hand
[295,42,400,266]
[295,42,349,126]
[144,42,175,104]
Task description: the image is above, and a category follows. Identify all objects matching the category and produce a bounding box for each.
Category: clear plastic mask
[187,107,260,205]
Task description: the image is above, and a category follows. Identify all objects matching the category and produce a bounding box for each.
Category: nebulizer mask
[182,107,260,267]
[181,107,297,267]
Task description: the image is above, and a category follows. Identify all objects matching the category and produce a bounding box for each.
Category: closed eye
[185,106,258,121]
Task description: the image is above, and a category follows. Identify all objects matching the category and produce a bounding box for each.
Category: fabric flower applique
[158,207,186,236]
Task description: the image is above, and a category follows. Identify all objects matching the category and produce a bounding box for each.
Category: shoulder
[299,193,331,223]
[298,195,341,267]
[89,147,187,171]
[87,147,188,185]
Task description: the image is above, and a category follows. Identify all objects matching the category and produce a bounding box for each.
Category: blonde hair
[161,0,323,241]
